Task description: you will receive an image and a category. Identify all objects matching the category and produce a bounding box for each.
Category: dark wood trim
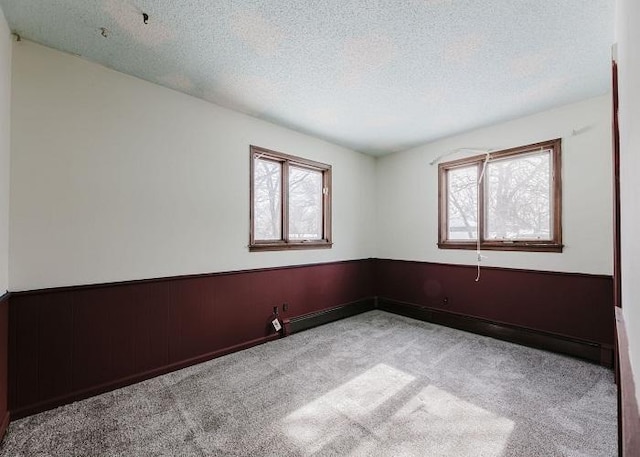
[377,297,613,367]
[249,145,332,252]
[554,137,564,249]
[250,145,332,171]
[324,163,332,250]
[478,156,486,248]
[12,258,610,297]
[615,308,640,456]
[438,138,563,252]
[0,411,8,443]
[282,153,289,244]
[612,60,622,308]
[437,158,446,248]
[10,259,373,296]
[10,333,281,420]
[374,257,613,280]
[437,241,563,253]
[439,138,562,168]
[616,304,622,443]
[0,292,8,445]
[249,241,333,252]
[288,298,375,334]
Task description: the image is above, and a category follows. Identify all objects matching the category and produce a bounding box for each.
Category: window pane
[253,157,282,240]
[447,165,478,240]
[485,150,552,240]
[289,166,323,240]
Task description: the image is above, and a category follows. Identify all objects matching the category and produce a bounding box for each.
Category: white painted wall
[376,95,613,275]
[9,41,376,291]
[7,41,616,285]
[616,0,640,407]
[0,8,11,295]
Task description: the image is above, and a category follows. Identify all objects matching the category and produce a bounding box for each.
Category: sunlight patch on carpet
[282,363,414,452]
[281,364,514,456]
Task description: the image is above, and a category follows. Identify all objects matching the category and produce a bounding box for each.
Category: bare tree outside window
[253,158,282,240]
[250,146,332,251]
[289,166,323,240]
[438,139,562,252]
[486,151,552,240]
[447,165,478,240]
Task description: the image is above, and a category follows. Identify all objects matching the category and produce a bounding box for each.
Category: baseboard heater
[377,297,613,367]
[284,296,613,367]
[285,298,375,334]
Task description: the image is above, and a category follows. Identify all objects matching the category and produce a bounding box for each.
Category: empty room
[0,0,638,456]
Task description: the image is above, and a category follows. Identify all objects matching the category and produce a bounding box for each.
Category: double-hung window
[438,139,562,252]
[250,145,332,251]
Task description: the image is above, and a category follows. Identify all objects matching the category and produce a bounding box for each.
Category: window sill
[249,241,333,252]
[437,242,563,253]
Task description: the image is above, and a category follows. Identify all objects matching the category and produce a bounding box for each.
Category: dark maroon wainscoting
[8,258,616,421]
[615,308,640,457]
[0,292,9,441]
[9,260,375,419]
[374,259,614,354]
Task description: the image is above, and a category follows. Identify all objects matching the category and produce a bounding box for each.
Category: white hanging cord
[429,147,493,166]
[475,151,491,282]
[430,146,497,282]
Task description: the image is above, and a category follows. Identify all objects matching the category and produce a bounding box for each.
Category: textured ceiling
[0,0,614,156]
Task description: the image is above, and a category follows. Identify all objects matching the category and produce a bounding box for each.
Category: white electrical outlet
[272,318,282,331]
